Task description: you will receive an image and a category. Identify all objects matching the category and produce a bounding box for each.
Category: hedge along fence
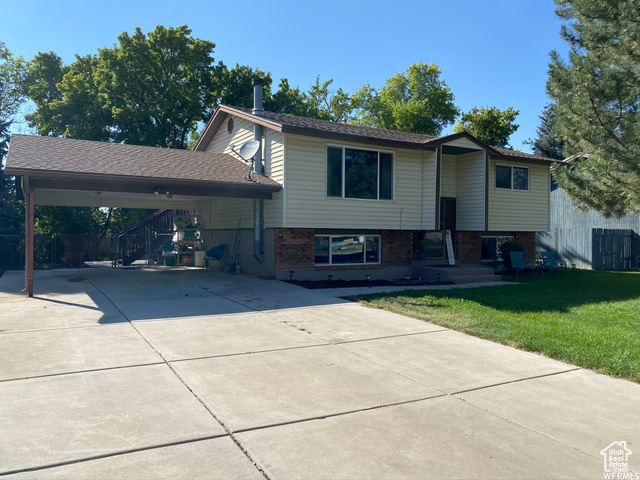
[0,235,116,270]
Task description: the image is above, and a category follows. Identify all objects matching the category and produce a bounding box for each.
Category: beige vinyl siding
[488,159,550,231]
[201,118,255,230]
[456,151,486,231]
[205,117,254,155]
[265,129,285,183]
[205,117,284,180]
[283,134,423,230]
[196,197,253,230]
[264,129,285,227]
[201,116,285,229]
[440,154,457,198]
[446,138,483,150]
[422,150,438,230]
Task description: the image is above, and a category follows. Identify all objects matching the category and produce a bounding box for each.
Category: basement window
[496,165,528,191]
[327,146,394,200]
[481,234,515,262]
[315,235,381,265]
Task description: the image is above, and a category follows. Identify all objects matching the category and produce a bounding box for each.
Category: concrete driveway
[0,267,638,479]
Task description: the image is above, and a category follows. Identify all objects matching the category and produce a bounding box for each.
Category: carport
[4,134,281,297]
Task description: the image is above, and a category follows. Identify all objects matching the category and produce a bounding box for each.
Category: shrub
[499,241,523,270]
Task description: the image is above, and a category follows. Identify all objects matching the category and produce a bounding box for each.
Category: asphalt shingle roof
[5,134,281,189]
[223,105,439,146]
[215,105,561,163]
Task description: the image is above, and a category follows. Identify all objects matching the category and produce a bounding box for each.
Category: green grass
[346,269,640,383]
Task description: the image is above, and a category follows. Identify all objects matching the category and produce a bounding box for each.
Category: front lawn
[347,269,640,383]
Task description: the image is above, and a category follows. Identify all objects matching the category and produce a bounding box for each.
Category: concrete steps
[413,265,502,284]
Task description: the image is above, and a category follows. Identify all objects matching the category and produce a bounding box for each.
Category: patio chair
[540,251,567,274]
[203,244,227,270]
[510,251,537,279]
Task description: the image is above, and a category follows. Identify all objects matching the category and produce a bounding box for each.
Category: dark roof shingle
[5,134,281,189]
[210,105,562,163]
[222,105,438,146]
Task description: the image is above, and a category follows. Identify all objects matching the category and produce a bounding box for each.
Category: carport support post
[24,185,35,297]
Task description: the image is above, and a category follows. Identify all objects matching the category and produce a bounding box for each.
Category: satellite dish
[237,140,260,162]
[230,139,261,183]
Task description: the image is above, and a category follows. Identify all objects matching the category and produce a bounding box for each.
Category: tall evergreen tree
[547,0,640,216]
[527,103,565,160]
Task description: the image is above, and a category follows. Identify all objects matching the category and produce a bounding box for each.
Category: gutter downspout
[252,78,265,264]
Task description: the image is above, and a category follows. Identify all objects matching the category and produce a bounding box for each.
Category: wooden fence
[537,228,639,270]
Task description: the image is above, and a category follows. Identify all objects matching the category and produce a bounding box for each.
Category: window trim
[314,234,382,266]
[326,145,395,201]
[495,164,529,191]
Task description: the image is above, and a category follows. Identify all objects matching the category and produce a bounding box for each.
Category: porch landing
[414,264,502,284]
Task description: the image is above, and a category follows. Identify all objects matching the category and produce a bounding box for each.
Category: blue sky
[4,0,568,152]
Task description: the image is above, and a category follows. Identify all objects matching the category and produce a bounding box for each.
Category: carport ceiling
[5,135,281,208]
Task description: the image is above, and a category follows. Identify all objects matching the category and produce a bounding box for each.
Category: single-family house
[5,79,560,294]
[192,81,559,280]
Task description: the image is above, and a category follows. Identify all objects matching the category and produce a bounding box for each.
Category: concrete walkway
[0,267,638,479]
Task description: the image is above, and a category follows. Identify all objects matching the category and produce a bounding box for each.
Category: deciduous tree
[0,42,25,234]
[453,106,519,148]
[351,62,458,135]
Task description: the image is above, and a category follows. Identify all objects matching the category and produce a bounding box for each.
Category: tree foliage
[306,77,352,123]
[351,62,458,136]
[216,63,272,111]
[547,0,640,215]
[0,42,25,235]
[453,106,519,148]
[527,103,565,160]
[24,25,217,148]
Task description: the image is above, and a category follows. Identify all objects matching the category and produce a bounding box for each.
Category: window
[327,146,394,200]
[315,235,381,265]
[481,234,515,261]
[496,165,528,190]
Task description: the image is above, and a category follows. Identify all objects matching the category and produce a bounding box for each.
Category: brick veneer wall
[457,231,482,264]
[381,230,413,266]
[274,228,414,271]
[515,231,537,260]
[274,228,315,270]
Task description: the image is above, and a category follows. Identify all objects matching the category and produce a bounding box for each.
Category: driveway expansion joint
[0,434,229,477]
[0,361,166,383]
[77,270,272,480]
[232,393,449,435]
[450,367,582,396]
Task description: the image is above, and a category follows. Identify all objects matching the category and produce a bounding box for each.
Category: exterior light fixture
[328,274,333,281]
[289,271,294,280]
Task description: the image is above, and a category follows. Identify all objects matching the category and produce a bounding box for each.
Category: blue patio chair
[510,251,537,279]
[203,244,227,269]
[541,251,567,274]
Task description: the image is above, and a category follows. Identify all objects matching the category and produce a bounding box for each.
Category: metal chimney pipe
[252,78,265,263]
[252,78,265,117]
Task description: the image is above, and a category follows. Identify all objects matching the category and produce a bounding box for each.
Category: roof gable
[196,105,562,164]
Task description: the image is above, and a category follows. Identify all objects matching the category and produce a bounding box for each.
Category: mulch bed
[283,279,453,289]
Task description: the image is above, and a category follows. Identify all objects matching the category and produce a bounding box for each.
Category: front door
[440,197,456,255]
